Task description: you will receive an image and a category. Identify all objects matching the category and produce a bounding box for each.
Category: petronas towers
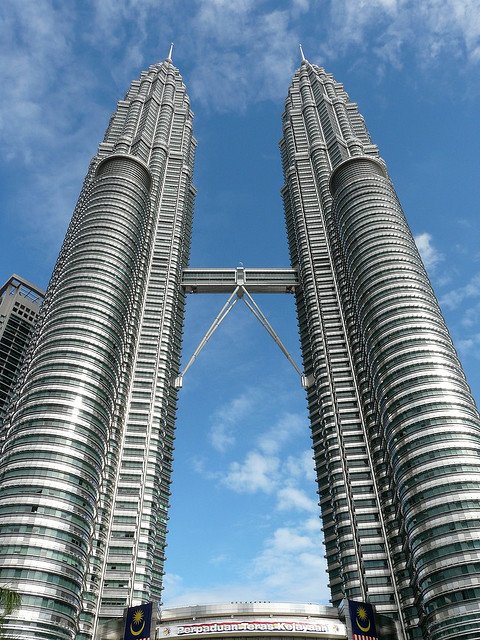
[0,53,479,640]
[281,60,480,640]
[0,57,195,640]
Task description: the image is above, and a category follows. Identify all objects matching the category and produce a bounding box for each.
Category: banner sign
[124,602,153,640]
[347,601,378,640]
[160,618,346,638]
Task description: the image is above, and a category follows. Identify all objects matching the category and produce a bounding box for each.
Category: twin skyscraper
[0,54,479,640]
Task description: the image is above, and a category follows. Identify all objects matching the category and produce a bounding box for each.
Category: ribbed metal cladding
[79,60,196,639]
[281,61,409,635]
[330,157,480,640]
[0,59,196,640]
[282,59,480,640]
[0,155,151,639]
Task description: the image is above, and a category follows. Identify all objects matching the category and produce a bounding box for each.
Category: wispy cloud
[223,450,279,493]
[285,450,316,483]
[414,232,443,271]
[2,0,479,270]
[162,573,257,607]
[251,520,329,602]
[169,0,480,112]
[437,273,480,362]
[0,2,91,173]
[0,2,102,263]
[220,411,310,494]
[257,412,305,455]
[163,517,329,607]
[209,391,256,452]
[323,0,480,67]
[457,332,480,360]
[177,1,302,110]
[1,0,479,172]
[461,302,480,328]
[276,486,317,512]
[440,272,480,310]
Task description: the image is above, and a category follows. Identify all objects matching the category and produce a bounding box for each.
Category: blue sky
[1,0,480,609]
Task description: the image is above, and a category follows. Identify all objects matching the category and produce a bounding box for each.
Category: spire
[167,42,174,61]
[299,43,306,63]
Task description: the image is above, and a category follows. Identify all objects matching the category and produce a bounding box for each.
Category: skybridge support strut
[174,279,307,389]
[174,287,240,389]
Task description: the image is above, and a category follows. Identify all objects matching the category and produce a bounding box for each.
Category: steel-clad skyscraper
[0,52,480,640]
[281,56,480,640]
[0,56,195,640]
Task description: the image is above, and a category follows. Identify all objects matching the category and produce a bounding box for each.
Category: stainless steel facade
[281,59,480,640]
[0,58,195,640]
[1,53,480,640]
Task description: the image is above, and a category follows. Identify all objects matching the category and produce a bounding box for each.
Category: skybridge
[176,266,306,389]
[181,266,298,294]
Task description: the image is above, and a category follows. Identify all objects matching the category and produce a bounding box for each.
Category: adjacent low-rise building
[0,274,44,424]
[97,601,401,640]
[98,602,346,640]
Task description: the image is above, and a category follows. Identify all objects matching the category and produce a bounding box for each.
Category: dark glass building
[0,275,44,426]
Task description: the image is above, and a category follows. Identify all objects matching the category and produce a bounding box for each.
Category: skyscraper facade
[281,57,480,640]
[0,53,479,640]
[0,57,195,640]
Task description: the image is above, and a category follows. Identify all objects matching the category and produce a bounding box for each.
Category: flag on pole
[123,602,153,640]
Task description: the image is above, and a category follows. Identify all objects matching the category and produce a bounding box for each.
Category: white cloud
[219,409,314,496]
[258,412,305,455]
[191,456,222,482]
[414,232,443,271]
[266,527,315,552]
[329,0,400,49]
[178,1,301,110]
[2,0,478,270]
[209,392,255,452]
[440,272,480,310]
[303,516,323,533]
[324,0,480,68]
[420,0,480,63]
[163,519,330,607]
[461,302,480,328]
[87,0,157,48]
[167,0,480,113]
[219,409,315,499]
[209,553,229,565]
[0,2,106,262]
[162,571,184,598]
[251,521,329,602]
[292,0,310,13]
[223,451,279,494]
[276,486,317,513]
[457,333,480,360]
[0,2,74,161]
[285,450,316,483]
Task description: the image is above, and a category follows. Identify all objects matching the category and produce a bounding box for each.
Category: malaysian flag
[123,602,153,640]
[348,600,378,640]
